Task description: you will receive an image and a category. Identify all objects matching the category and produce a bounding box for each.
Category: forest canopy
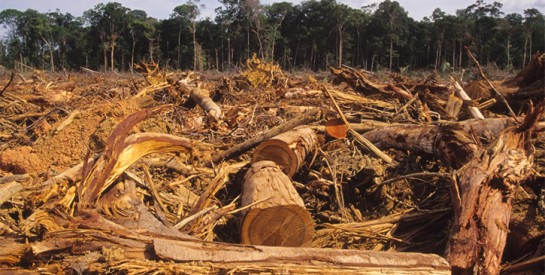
[0,0,543,72]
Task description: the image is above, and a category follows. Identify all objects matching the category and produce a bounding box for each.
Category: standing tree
[265,2,292,61]
[522,8,545,67]
[126,10,153,71]
[331,2,352,67]
[84,2,129,71]
[173,1,203,70]
[47,11,82,70]
[370,0,410,71]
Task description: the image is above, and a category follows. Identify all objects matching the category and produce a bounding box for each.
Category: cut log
[213,108,322,163]
[252,126,318,177]
[241,161,314,247]
[325,118,394,139]
[445,103,543,274]
[189,87,222,120]
[325,118,349,139]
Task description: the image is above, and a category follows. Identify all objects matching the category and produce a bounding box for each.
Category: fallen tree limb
[330,66,413,100]
[501,255,545,274]
[322,116,544,142]
[212,108,323,163]
[0,174,30,185]
[5,226,450,274]
[54,110,81,134]
[0,70,16,97]
[190,87,222,120]
[0,239,26,265]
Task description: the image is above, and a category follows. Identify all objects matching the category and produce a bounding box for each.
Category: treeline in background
[0,0,544,72]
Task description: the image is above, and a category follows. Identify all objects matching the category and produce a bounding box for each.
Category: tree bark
[192,24,197,71]
[445,104,543,274]
[363,124,478,169]
[110,42,116,72]
[241,161,314,247]
[177,30,182,69]
[338,25,343,67]
[131,35,135,73]
[252,126,318,177]
[103,44,108,72]
[389,37,393,72]
[154,238,451,273]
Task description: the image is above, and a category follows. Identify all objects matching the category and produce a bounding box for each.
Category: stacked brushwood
[0,55,543,274]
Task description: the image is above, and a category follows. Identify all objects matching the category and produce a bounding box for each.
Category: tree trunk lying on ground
[252,126,318,177]
[241,161,314,247]
[445,103,543,274]
[323,116,545,141]
[323,116,544,169]
[362,124,478,169]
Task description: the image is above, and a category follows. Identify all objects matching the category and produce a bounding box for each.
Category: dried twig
[321,85,393,163]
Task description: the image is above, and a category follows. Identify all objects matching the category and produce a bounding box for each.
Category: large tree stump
[241,161,314,247]
[252,126,318,177]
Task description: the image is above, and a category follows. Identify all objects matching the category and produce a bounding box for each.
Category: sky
[0,0,543,22]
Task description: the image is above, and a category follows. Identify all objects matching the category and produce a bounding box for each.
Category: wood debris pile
[0,53,544,274]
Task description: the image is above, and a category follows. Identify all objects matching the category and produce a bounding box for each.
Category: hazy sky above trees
[1,0,540,21]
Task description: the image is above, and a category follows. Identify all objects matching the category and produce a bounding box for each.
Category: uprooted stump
[241,161,314,247]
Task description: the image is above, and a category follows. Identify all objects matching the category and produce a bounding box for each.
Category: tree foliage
[0,0,543,72]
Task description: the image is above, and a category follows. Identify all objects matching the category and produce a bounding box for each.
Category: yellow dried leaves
[240,53,285,88]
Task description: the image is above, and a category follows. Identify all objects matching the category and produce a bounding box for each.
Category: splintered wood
[1,55,545,274]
